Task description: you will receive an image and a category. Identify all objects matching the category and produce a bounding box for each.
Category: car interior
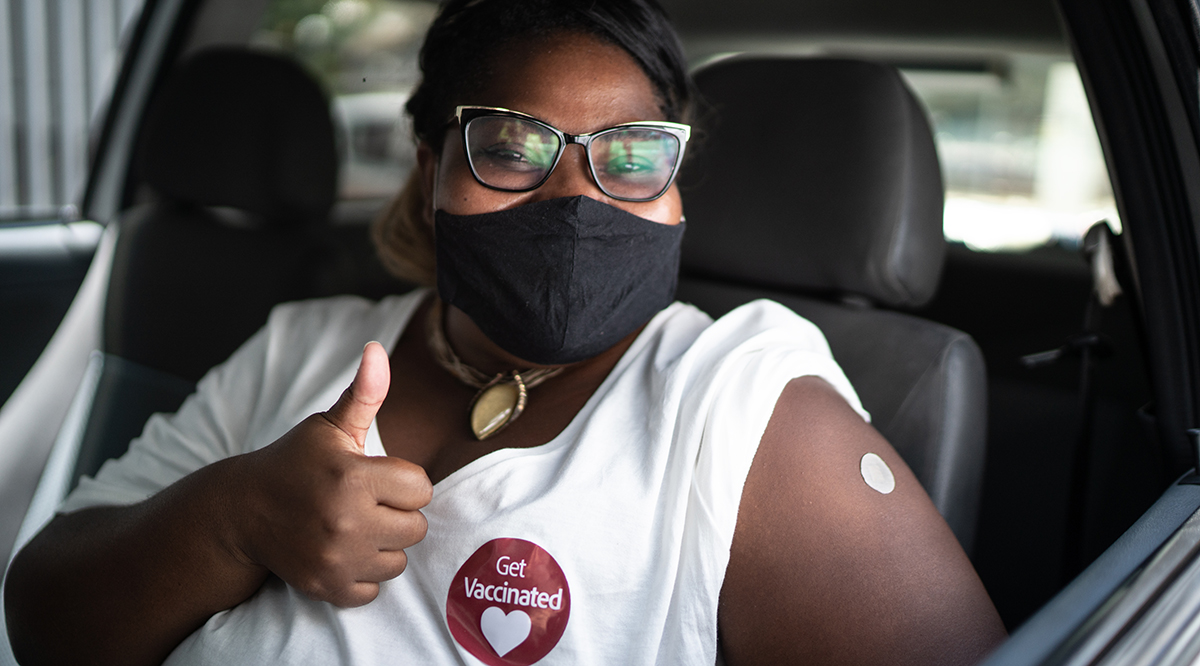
[1,0,1189,661]
[73,44,413,486]
[677,55,987,552]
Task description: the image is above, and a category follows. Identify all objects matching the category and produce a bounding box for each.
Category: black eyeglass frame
[453,105,692,202]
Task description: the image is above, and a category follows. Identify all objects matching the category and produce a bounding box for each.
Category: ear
[417,142,438,229]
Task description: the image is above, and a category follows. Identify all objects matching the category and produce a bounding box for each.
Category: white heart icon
[480,606,532,657]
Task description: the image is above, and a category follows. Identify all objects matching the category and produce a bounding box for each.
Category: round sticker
[447,538,571,665]
[860,452,895,494]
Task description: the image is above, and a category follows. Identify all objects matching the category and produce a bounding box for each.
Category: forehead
[470,32,664,135]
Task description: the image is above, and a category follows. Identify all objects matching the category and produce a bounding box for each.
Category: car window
[0,0,147,222]
[687,42,1114,254]
[903,56,1118,253]
[252,0,437,203]
[251,5,1115,256]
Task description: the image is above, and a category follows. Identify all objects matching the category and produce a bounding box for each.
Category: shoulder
[207,290,423,398]
[673,298,869,422]
[719,376,1005,665]
[637,298,833,363]
[645,299,870,554]
[679,298,842,369]
[262,290,425,349]
[241,288,426,417]
[249,290,424,376]
[706,298,830,344]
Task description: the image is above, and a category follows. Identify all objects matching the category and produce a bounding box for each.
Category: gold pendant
[470,373,527,440]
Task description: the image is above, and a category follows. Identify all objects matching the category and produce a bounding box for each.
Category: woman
[5,0,1006,663]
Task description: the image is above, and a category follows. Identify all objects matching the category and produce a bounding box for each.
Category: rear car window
[255,5,1115,254]
[252,0,437,203]
[902,56,1118,253]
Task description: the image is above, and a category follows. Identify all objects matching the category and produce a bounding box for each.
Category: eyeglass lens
[463,116,681,201]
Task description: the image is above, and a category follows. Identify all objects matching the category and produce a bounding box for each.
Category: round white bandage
[860,453,895,494]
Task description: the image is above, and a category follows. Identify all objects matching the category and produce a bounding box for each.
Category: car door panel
[983,482,1200,665]
[0,221,100,409]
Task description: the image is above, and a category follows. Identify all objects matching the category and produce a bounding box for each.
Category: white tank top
[63,290,866,665]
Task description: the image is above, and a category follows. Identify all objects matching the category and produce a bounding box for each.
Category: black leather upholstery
[74,48,408,487]
[106,48,407,382]
[105,203,319,381]
[679,56,986,552]
[137,48,337,226]
[676,279,987,550]
[107,48,343,381]
[681,57,945,308]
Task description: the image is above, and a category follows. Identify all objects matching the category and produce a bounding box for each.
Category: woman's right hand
[232,341,433,607]
[5,342,430,666]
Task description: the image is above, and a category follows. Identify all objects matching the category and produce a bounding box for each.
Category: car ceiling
[659,0,1066,46]
[190,0,1067,47]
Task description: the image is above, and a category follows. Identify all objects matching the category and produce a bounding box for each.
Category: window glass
[0,0,146,221]
[255,10,1116,253]
[902,56,1118,252]
[253,0,437,202]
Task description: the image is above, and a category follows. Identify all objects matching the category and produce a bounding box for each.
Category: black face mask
[435,196,685,365]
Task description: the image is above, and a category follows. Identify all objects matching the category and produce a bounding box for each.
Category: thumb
[324,341,391,449]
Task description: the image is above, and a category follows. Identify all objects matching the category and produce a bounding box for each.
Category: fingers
[324,341,391,449]
[355,549,411,584]
[365,506,429,551]
[324,582,382,608]
[363,457,434,511]
[299,552,412,608]
[252,341,433,609]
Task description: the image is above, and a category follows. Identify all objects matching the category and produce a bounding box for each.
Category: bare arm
[719,376,1006,665]
[6,456,270,666]
[4,343,431,666]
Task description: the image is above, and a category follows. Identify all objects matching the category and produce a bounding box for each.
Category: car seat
[67,48,334,490]
[34,47,408,497]
[1,52,401,658]
[677,56,987,553]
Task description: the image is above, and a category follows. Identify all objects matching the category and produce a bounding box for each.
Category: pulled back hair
[373,0,694,286]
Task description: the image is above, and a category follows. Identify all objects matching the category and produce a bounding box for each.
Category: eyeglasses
[454,105,691,202]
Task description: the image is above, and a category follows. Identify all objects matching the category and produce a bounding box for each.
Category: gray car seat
[677,56,987,553]
[71,47,407,488]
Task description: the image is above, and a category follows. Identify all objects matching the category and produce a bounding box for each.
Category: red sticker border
[446,538,571,665]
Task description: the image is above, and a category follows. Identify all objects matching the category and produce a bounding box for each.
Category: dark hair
[406,0,694,150]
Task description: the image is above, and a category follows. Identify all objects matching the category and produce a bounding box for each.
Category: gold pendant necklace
[426,300,564,440]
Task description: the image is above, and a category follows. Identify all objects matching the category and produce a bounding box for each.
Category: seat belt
[1020,221,1122,582]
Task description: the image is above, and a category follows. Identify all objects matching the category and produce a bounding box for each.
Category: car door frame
[0,0,196,565]
[983,0,1200,662]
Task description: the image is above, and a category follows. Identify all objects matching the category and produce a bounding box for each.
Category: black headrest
[680,57,945,308]
[137,48,337,226]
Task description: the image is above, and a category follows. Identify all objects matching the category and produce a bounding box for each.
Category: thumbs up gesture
[233,342,433,607]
